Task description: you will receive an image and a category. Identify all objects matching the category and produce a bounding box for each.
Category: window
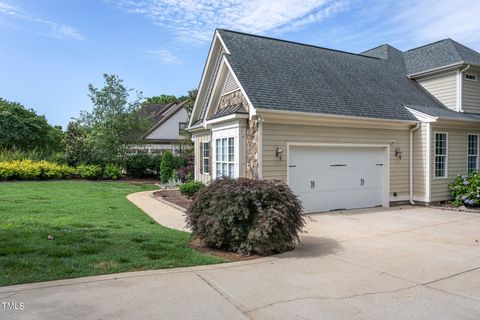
[467,134,478,173]
[179,122,187,136]
[215,137,235,178]
[202,142,210,174]
[434,133,448,178]
[465,73,477,81]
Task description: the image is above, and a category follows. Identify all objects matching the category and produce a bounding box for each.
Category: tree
[143,94,177,105]
[160,151,175,182]
[64,121,90,166]
[0,98,63,153]
[77,74,147,164]
[183,89,197,117]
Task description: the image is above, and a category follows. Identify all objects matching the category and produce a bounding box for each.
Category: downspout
[257,116,264,179]
[457,64,471,112]
[409,122,421,205]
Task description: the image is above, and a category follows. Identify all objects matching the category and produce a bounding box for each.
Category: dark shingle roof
[404,39,480,75]
[215,30,480,122]
[207,103,248,120]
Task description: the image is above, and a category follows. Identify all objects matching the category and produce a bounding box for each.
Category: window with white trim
[434,132,448,178]
[179,122,187,136]
[202,142,210,174]
[465,73,477,81]
[215,137,235,178]
[467,134,478,173]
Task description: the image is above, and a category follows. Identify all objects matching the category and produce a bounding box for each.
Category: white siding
[413,123,428,200]
[417,72,457,110]
[463,66,480,114]
[262,123,410,202]
[145,108,189,140]
[222,71,240,95]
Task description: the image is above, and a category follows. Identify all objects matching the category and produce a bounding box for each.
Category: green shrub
[186,178,305,255]
[148,154,162,173]
[0,160,74,180]
[125,154,151,178]
[160,151,175,182]
[103,163,122,180]
[450,171,480,207]
[179,181,205,197]
[76,164,102,180]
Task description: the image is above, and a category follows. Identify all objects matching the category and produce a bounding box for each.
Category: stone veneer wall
[219,90,249,112]
[246,117,259,179]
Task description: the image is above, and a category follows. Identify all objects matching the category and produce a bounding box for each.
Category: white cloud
[0,0,85,41]
[316,0,480,52]
[141,48,182,64]
[391,0,480,49]
[112,0,350,44]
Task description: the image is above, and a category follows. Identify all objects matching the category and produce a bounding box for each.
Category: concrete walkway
[2,205,480,319]
[127,190,189,231]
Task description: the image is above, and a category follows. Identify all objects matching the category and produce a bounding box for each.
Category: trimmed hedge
[0,160,74,180]
[103,163,122,180]
[179,181,204,197]
[76,164,102,180]
[186,178,305,255]
[450,171,480,207]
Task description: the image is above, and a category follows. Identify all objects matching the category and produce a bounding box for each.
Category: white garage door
[288,145,387,213]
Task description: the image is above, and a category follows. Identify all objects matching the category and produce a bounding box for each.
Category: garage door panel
[289,146,387,213]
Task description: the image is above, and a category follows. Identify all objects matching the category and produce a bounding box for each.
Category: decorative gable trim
[221,70,240,95]
[404,107,438,123]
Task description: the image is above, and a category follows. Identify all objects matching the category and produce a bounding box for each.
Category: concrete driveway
[1,206,480,320]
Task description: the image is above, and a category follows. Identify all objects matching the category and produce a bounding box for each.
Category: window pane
[222,163,227,177]
[216,163,221,177]
[228,163,234,178]
[228,137,234,162]
[216,139,221,161]
[222,138,227,162]
[203,159,209,174]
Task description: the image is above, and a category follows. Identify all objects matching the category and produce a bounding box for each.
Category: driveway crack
[246,284,420,314]
[194,272,251,319]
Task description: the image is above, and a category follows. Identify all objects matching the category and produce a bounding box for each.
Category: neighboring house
[187,29,480,213]
[128,100,190,155]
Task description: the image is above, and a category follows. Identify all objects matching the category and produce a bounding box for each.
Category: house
[187,29,480,213]
[128,99,190,155]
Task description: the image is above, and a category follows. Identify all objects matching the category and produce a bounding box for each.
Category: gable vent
[222,71,240,95]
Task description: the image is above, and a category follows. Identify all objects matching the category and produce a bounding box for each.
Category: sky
[1,0,480,127]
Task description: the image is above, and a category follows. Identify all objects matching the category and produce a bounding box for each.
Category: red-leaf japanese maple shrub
[186,178,305,255]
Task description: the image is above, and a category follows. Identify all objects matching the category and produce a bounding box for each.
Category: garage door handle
[310,180,315,189]
[360,178,365,186]
[289,165,296,167]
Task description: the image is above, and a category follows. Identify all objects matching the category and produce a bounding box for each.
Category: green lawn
[0,181,223,286]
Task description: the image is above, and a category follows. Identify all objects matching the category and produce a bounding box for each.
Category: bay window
[215,137,235,178]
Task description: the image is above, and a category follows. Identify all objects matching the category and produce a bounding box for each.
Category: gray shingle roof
[404,39,480,75]
[207,103,248,120]
[218,30,450,122]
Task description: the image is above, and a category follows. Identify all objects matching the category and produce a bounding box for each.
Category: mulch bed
[189,239,263,262]
[152,189,192,210]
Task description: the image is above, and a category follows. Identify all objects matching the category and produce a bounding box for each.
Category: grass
[0,181,223,286]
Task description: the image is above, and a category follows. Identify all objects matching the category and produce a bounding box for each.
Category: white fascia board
[222,57,256,116]
[407,62,464,78]
[203,59,228,122]
[188,31,228,128]
[205,113,249,127]
[404,107,438,123]
[256,108,418,126]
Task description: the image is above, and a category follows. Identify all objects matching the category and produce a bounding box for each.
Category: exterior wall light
[276,147,284,160]
[395,147,403,160]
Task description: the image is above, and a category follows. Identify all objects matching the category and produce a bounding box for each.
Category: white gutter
[409,122,421,205]
[257,116,264,179]
[457,64,471,112]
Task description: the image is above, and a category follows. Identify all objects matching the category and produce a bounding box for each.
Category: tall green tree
[143,94,177,105]
[77,74,147,164]
[0,98,63,153]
